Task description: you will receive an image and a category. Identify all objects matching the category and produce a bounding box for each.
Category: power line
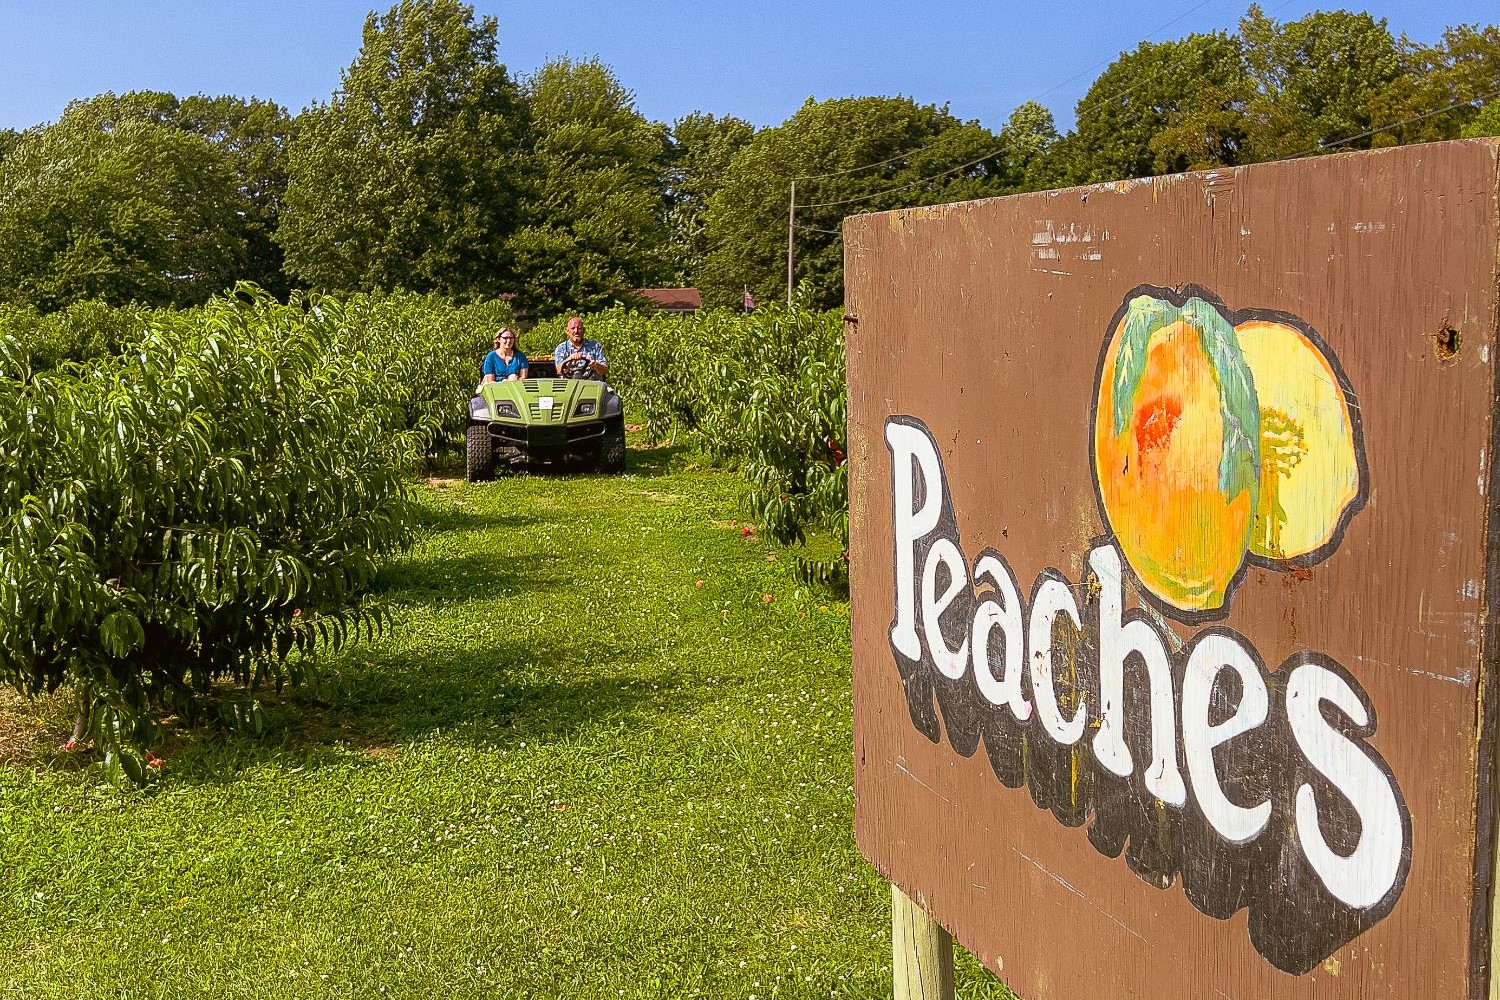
[1070,0,1301,116]
[789,0,1307,218]
[775,0,1481,296]
[799,148,1000,209]
[798,81,1498,221]
[696,79,1500,286]
[791,0,1463,219]
[1030,0,1226,104]
[792,145,937,182]
[1285,85,1500,160]
[789,0,1264,187]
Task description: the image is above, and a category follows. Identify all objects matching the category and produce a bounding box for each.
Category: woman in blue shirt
[482,328,528,384]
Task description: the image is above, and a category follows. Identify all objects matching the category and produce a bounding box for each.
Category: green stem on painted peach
[1108,294,1261,503]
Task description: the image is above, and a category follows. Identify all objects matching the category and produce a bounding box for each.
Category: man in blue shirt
[553,316,608,379]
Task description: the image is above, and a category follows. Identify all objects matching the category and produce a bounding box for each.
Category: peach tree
[0,290,425,782]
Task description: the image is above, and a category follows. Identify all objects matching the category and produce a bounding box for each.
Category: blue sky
[0,1,1491,135]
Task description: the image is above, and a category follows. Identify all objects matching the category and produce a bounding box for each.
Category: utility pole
[787,179,796,306]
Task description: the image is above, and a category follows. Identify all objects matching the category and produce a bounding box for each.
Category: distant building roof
[635,287,702,312]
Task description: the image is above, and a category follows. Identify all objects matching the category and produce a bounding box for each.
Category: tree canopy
[0,101,248,310]
[699,96,1009,310]
[278,0,520,297]
[664,113,756,285]
[1238,5,1404,158]
[0,1,1495,312]
[174,94,296,297]
[504,57,670,317]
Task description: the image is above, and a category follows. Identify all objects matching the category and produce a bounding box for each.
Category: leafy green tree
[0,129,22,165]
[1375,24,1500,144]
[278,0,521,296]
[1062,31,1250,183]
[505,57,670,317]
[664,112,755,285]
[0,102,247,310]
[1238,5,1403,159]
[51,91,296,296]
[176,95,296,297]
[998,101,1060,190]
[1463,98,1500,137]
[700,96,1005,310]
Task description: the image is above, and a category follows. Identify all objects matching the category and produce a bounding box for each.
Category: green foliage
[0,102,249,311]
[506,57,671,318]
[1463,99,1500,138]
[278,0,521,296]
[64,91,296,296]
[0,298,147,371]
[541,304,848,585]
[1394,24,1500,142]
[0,287,509,780]
[699,96,1009,311]
[3,7,1497,320]
[0,471,1026,998]
[664,112,756,283]
[1238,5,1404,159]
[1064,31,1250,184]
[334,290,509,449]
[1044,9,1500,184]
[174,94,297,297]
[998,101,1061,190]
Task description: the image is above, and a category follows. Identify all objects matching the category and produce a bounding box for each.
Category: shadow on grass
[624,437,701,477]
[166,628,705,784]
[377,551,571,600]
[408,502,569,536]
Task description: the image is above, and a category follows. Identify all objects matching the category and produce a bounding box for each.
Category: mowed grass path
[0,446,1013,999]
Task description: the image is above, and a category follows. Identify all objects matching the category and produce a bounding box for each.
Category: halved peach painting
[1092,287,1365,619]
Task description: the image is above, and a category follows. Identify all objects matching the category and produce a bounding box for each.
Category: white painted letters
[1027,577,1087,746]
[922,538,970,679]
[1286,661,1405,909]
[1182,632,1271,843]
[1089,545,1186,806]
[884,416,1410,961]
[971,554,1031,720]
[886,421,943,661]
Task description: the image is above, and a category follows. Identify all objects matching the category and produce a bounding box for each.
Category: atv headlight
[493,400,520,418]
[574,400,596,416]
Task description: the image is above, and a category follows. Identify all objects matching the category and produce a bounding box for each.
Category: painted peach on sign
[1237,319,1363,565]
[1091,287,1365,620]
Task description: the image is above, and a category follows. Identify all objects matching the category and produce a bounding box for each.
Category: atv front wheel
[467,423,495,482]
[601,419,626,474]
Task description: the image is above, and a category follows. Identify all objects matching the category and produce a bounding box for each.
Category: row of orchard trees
[0,290,504,780]
[0,3,1497,316]
[531,304,849,586]
[0,290,845,776]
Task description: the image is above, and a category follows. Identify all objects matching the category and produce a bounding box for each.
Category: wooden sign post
[845,139,1500,999]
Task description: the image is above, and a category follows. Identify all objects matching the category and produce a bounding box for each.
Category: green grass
[0,441,1015,999]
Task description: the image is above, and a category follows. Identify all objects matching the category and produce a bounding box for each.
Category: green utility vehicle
[466,356,626,480]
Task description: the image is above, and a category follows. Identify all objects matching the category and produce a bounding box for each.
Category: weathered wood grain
[893,884,956,1000]
[846,139,1500,1000]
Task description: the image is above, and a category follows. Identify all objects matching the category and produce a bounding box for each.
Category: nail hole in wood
[1434,325,1460,362]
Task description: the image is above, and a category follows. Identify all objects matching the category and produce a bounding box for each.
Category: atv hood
[479,378,607,424]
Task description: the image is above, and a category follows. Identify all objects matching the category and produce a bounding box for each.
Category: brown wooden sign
[846,139,1500,999]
